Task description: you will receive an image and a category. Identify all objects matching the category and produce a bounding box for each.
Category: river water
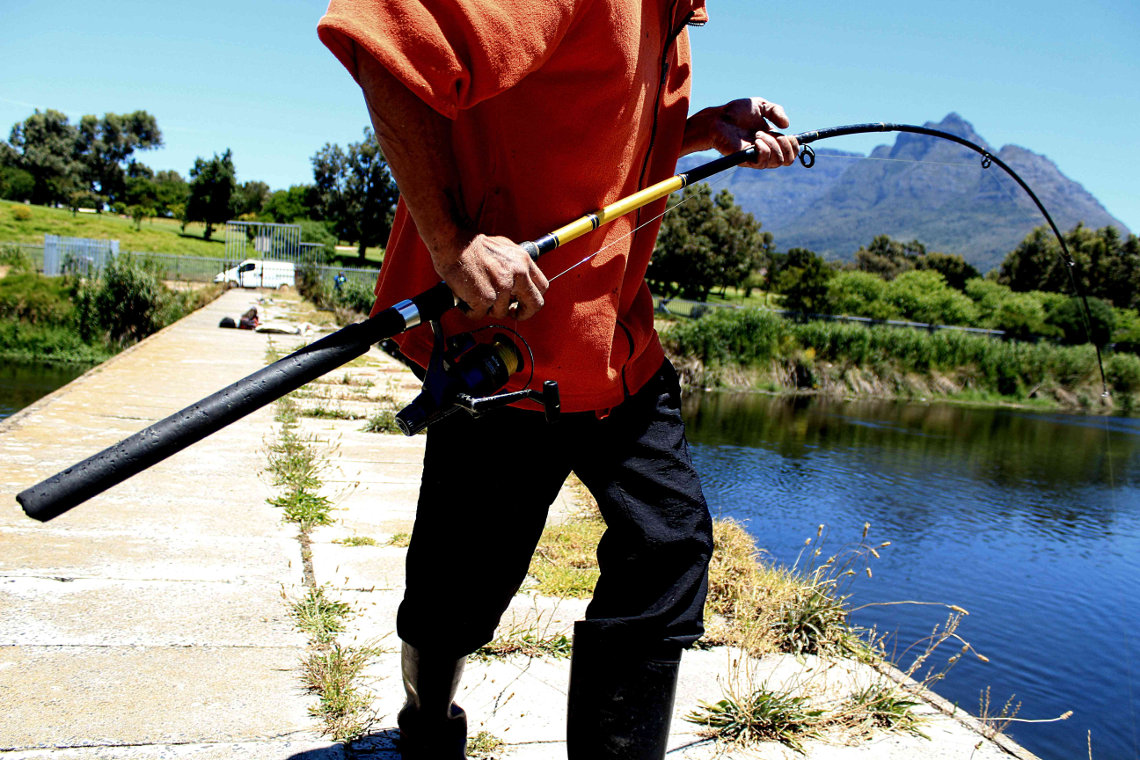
[682,392,1140,760]
[0,360,91,423]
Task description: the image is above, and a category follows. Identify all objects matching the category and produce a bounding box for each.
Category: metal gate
[223,221,304,264]
[42,235,119,277]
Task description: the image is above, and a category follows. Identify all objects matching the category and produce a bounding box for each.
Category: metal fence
[224,221,309,264]
[43,235,118,277]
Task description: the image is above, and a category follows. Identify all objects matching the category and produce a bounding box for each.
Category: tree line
[649,184,1140,352]
[0,109,399,260]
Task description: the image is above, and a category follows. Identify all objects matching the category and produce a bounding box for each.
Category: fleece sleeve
[318,0,584,119]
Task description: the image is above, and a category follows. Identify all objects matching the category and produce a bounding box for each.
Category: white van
[214,259,295,289]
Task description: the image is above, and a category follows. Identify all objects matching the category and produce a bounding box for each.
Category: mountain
[678,114,1131,272]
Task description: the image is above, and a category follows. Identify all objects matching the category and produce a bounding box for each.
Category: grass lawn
[705,286,779,309]
[1,202,384,266]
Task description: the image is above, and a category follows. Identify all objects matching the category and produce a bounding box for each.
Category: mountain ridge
[677,113,1130,272]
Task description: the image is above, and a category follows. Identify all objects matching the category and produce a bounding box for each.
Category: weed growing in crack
[474,629,573,660]
[292,586,354,644]
[362,409,402,434]
[466,731,506,759]
[301,642,379,741]
[336,535,379,547]
[687,688,824,752]
[269,488,334,526]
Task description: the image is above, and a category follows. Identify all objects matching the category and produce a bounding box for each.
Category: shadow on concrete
[352,728,404,759]
[283,729,401,759]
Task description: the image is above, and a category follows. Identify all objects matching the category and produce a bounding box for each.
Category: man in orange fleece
[319,1,798,757]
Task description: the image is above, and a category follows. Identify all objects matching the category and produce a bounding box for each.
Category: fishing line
[806,152,999,170]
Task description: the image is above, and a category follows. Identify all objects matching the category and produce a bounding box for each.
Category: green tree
[0,163,35,202]
[233,180,271,217]
[826,270,896,319]
[263,184,320,223]
[312,128,399,260]
[853,235,925,280]
[153,170,189,218]
[4,109,82,206]
[915,251,979,291]
[999,224,1140,311]
[647,185,767,300]
[186,149,237,240]
[965,278,1053,340]
[1046,296,1115,347]
[775,248,834,314]
[123,161,158,211]
[74,111,162,205]
[884,270,978,326]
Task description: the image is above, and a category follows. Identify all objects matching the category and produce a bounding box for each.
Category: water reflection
[681,392,1140,760]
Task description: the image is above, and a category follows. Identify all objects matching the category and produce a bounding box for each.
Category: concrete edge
[873,660,1040,760]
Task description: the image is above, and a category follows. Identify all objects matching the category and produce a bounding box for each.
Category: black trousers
[396,360,714,659]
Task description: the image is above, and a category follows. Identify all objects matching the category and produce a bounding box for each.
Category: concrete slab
[0,741,344,760]
[0,528,299,585]
[0,576,302,647]
[0,645,312,750]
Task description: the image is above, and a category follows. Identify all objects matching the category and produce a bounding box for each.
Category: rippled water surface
[682,393,1140,760]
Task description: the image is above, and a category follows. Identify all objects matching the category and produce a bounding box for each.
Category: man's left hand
[683,97,799,169]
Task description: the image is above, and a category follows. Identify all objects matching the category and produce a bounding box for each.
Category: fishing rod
[16,122,1102,523]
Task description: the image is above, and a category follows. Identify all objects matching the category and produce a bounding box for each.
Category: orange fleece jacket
[319,0,707,413]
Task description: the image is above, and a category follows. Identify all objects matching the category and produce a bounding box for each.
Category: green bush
[1106,353,1140,395]
[1047,297,1116,347]
[75,255,170,346]
[297,262,330,308]
[826,271,895,320]
[0,271,76,325]
[662,307,1104,400]
[885,270,978,326]
[337,277,376,315]
[297,219,338,262]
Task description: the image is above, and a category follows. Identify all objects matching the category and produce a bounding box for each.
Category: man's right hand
[432,233,549,321]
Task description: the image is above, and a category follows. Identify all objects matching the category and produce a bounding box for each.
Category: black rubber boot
[396,641,469,759]
[566,623,682,760]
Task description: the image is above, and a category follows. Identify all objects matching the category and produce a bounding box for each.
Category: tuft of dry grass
[301,642,379,741]
[528,517,605,598]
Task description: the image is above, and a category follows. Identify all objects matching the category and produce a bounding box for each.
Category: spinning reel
[395,320,561,436]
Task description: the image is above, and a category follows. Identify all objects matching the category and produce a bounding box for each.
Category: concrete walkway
[1,288,1035,759]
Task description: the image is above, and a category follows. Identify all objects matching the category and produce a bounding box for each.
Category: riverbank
[0,254,222,365]
[659,308,1140,414]
[1,288,1038,759]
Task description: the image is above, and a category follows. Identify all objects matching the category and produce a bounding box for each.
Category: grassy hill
[0,202,384,267]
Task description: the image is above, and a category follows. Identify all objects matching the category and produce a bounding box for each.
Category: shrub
[297,219,338,262]
[75,255,172,346]
[1106,353,1140,396]
[885,270,978,326]
[337,277,376,315]
[10,205,32,222]
[826,271,895,320]
[0,271,75,325]
[1047,297,1116,347]
[297,262,331,308]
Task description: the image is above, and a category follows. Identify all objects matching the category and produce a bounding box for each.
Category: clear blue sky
[3,0,1137,233]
